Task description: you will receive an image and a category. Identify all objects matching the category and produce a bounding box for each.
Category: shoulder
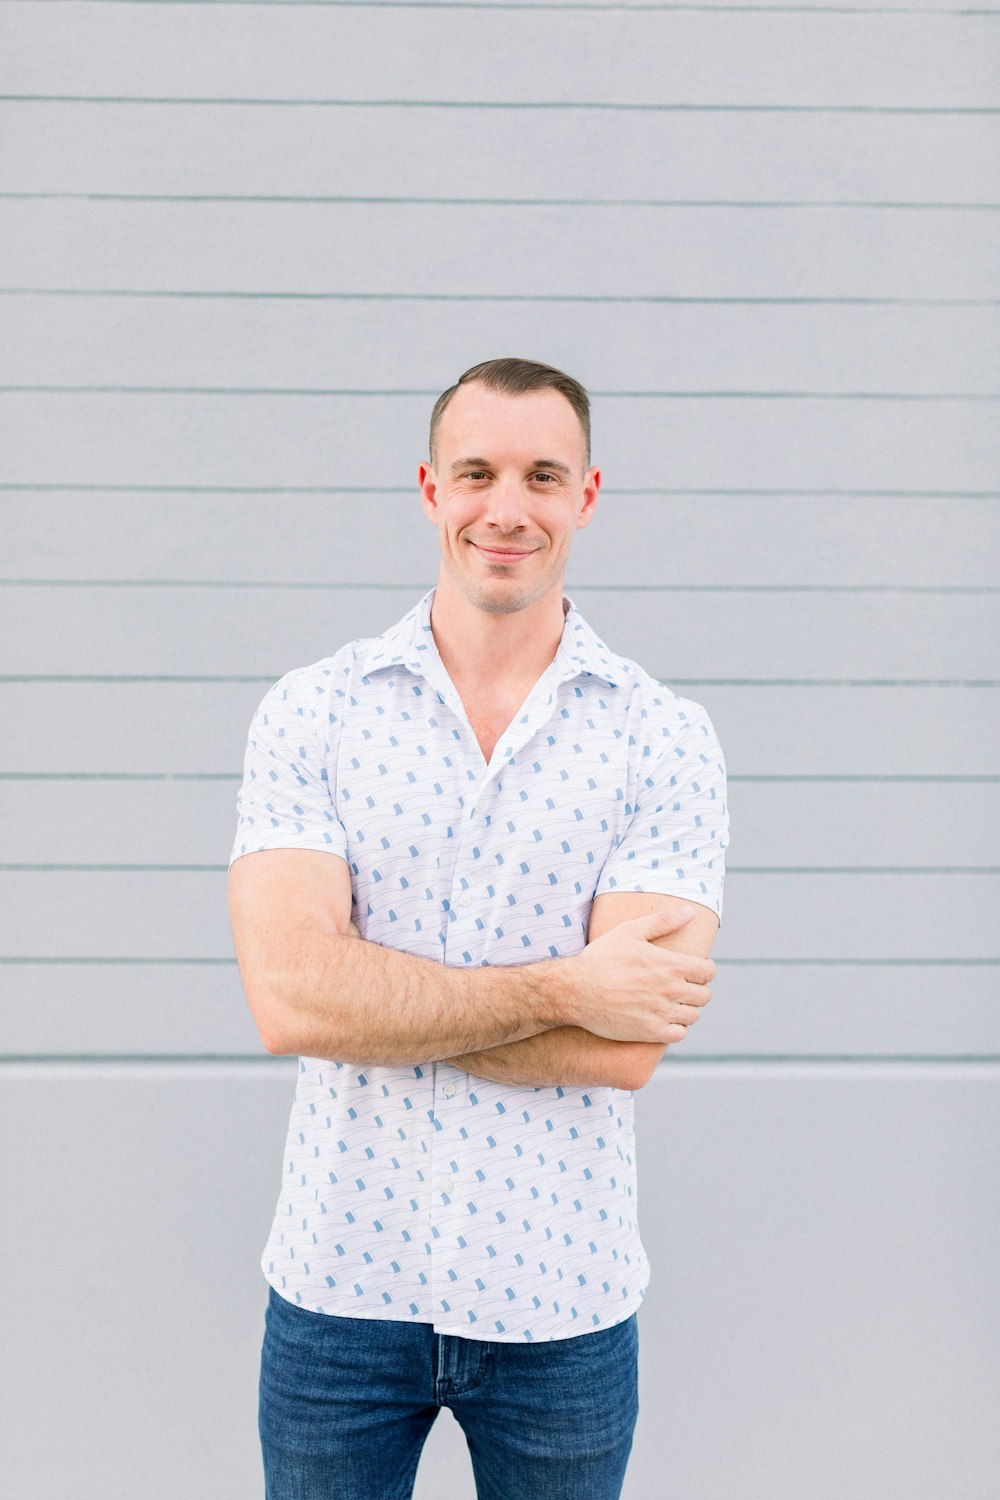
[599,649,721,756]
[250,639,368,729]
[565,603,720,752]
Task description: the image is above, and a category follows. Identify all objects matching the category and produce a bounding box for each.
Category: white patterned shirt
[230,588,727,1342]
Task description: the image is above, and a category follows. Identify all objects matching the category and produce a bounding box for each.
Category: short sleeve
[228,665,349,869]
[594,706,728,921]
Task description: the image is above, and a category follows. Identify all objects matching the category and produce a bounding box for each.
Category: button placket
[429,1061,469,1318]
[427,1092,452,1315]
[431,1149,466,1316]
[445,672,567,965]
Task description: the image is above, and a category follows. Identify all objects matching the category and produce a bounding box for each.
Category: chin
[470,585,530,616]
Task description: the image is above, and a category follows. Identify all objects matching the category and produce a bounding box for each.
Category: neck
[429,577,568,695]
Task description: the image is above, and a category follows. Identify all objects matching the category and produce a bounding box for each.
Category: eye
[464,470,489,481]
[532,471,557,483]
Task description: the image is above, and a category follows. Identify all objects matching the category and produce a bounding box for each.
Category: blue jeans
[259,1285,639,1499]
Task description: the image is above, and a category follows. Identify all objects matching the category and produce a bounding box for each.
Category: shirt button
[440,1180,454,1195]
[442,1081,456,1098]
[458,893,472,909]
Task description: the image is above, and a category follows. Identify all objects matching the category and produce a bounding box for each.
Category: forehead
[436,382,585,467]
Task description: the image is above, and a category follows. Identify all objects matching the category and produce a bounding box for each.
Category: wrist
[538,953,584,1029]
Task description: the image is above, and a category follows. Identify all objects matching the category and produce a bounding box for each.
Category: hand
[566,905,715,1045]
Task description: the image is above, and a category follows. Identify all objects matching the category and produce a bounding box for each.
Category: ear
[418,461,440,526]
[576,466,601,529]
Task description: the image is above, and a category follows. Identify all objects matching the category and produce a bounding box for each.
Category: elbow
[615,1066,650,1093]
[246,984,303,1057]
[254,1006,295,1057]
[613,1048,663,1093]
[250,983,352,1061]
[259,1021,294,1057]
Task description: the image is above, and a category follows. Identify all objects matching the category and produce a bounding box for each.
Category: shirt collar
[360,588,626,689]
[555,595,628,688]
[359,590,438,678]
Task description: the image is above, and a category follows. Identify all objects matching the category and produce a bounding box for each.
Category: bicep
[228,848,354,1001]
[588,890,719,959]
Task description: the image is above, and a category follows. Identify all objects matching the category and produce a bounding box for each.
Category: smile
[471,544,538,563]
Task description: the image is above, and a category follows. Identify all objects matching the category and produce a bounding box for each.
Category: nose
[482,476,529,533]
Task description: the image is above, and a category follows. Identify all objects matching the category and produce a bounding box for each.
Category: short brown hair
[429,358,591,468]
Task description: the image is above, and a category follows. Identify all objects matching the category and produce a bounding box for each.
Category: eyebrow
[450,457,573,476]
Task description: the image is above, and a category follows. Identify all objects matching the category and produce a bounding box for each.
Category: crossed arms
[228,848,718,1092]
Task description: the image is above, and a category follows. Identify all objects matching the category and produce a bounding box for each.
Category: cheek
[441,496,476,529]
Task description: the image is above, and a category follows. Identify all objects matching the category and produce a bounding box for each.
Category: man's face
[418,382,600,617]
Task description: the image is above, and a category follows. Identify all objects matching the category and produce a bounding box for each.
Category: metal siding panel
[0,1066,296,1500]
[1,964,264,1056]
[3,103,994,200]
[3,8,995,105]
[3,8,994,106]
[3,962,998,1059]
[3,298,997,392]
[3,583,998,678]
[2,680,995,775]
[3,200,995,298]
[5,492,998,588]
[1,1067,996,1497]
[5,392,997,491]
[6,776,998,869]
[629,1068,1000,1499]
[0,869,996,960]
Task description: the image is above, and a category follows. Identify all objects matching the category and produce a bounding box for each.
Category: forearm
[445,896,719,1090]
[230,853,710,1071]
[447,1027,666,1091]
[245,926,577,1067]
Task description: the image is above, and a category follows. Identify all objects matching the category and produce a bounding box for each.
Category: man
[228,358,727,1499]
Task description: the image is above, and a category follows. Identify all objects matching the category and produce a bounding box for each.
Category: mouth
[469,542,538,564]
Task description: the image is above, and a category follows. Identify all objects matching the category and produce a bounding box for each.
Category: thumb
[638,903,695,940]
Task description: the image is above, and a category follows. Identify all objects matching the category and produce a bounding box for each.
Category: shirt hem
[262,1266,648,1344]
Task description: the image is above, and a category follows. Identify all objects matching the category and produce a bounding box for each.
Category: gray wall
[1,2,998,1496]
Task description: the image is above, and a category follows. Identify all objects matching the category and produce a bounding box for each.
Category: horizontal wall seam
[0,957,994,966]
[4,290,996,307]
[2,482,997,497]
[3,581,996,594]
[40,3,1000,16]
[0,772,244,780]
[0,1054,280,1064]
[3,863,998,874]
[4,1062,1000,1088]
[4,193,998,209]
[731,774,1000,782]
[2,772,997,783]
[2,98,998,114]
[0,1054,997,1069]
[0,957,241,965]
[2,675,996,686]
[4,386,998,399]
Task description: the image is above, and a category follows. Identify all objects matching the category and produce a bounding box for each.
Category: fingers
[661,1000,706,1044]
[681,955,716,984]
[670,1001,704,1027]
[638,904,696,939]
[661,984,712,1038]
